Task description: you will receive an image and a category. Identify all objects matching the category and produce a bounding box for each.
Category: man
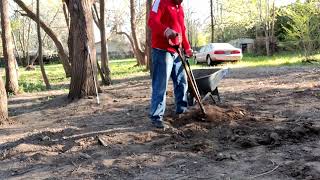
[148,0,193,128]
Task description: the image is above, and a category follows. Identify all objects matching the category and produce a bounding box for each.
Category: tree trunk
[264,0,270,56]
[96,61,107,84]
[146,0,152,73]
[116,31,136,57]
[210,0,215,43]
[11,32,22,65]
[37,0,50,89]
[99,0,112,85]
[17,30,26,66]
[270,0,276,55]
[130,0,146,66]
[92,3,101,29]
[0,78,8,123]
[62,1,70,30]
[68,0,99,99]
[14,0,72,77]
[1,0,19,94]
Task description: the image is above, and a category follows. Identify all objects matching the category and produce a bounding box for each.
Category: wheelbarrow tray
[188,68,229,104]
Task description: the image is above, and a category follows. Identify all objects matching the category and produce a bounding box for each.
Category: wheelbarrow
[187,68,229,106]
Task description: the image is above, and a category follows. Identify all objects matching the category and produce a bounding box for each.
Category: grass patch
[1,53,318,93]
[228,52,320,68]
[7,59,148,93]
[109,59,149,79]
[190,52,320,68]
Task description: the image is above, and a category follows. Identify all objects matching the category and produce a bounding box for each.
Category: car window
[202,46,207,52]
[200,47,205,53]
[205,46,210,52]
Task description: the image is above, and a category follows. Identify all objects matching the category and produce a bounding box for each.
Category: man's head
[173,0,183,5]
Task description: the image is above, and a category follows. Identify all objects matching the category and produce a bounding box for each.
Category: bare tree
[26,7,61,70]
[264,0,270,56]
[92,1,112,85]
[37,0,50,89]
[62,1,70,30]
[13,4,32,67]
[11,32,21,65]
[14,0,72,77]
[1,0,19,94]
[129,0,146,66]
[145,0,152,72]
[0,78,8,123]
[257,0,275,56]
[210,0,215,43]
[68,0,99,99]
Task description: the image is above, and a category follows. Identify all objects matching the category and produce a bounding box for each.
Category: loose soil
[0,65,320,180]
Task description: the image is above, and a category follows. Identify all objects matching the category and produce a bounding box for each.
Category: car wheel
[206,55,213,66]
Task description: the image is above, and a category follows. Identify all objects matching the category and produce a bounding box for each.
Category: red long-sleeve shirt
[148,0,191,53]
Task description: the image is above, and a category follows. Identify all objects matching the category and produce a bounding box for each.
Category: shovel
[171,42,206,116]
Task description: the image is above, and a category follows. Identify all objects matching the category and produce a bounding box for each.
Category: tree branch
[13,0,71,77]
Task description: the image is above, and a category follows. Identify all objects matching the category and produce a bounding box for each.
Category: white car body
[194,43,243,66]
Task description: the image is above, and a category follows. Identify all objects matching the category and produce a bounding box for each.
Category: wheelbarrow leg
[209,94,216,104]
[210,87,221,104]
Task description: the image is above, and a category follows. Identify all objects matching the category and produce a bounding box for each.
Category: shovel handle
[173,46,206,115]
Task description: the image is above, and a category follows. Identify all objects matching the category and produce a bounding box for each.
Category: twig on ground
[51,127,133,142]
[250,163,280,179]
[71,161,82,174]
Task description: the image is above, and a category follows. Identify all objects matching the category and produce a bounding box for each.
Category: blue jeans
[149,48,188,123]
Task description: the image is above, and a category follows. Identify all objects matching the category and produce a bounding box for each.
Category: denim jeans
[149,48,188,123]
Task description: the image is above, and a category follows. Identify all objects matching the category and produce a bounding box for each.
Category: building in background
[228,38,254,53]
[95,38,134,60]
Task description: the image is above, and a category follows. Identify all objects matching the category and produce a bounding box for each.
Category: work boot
[151,121,170,129]
[173,109,189,119]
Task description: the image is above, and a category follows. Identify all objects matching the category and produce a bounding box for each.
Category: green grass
[226,52,320,68]
[109,59,149,79]
[13,58,149,93]
[1,53,319,93]
[189,52,320,69]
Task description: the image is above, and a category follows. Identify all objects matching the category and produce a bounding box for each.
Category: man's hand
[164,28,178,40]
[185,49,193,58]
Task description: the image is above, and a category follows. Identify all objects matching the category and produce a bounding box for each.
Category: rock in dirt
[41,136,51,141]
[236,136,259,148]
[79,153,92,159]
[291,126,308,138]
[215,152,238,161]
[270,132,281,145]
[98,136,108,147]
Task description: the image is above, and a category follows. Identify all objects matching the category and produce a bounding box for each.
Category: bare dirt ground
[0,65,320,180]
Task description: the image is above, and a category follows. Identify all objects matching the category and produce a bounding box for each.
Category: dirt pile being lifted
[169,104,255,128]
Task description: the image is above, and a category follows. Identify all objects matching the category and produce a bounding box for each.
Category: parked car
[194,43,243,66]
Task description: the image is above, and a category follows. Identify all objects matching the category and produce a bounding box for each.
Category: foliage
[201,0,259,42]
[280,1,320,61]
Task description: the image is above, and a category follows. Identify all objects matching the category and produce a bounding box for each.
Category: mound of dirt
[169,104,255,127]
[166,104,320,151]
